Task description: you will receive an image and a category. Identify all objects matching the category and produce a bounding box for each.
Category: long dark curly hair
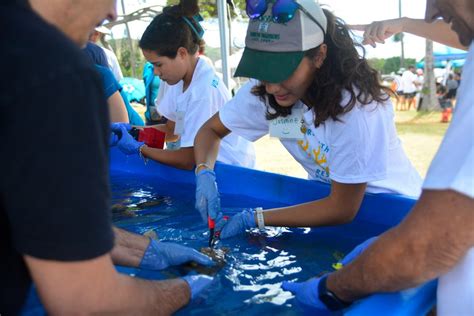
[139,0,201,58]
[252,9,394,127]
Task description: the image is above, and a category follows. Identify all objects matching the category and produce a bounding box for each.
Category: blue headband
[182,14,204,39]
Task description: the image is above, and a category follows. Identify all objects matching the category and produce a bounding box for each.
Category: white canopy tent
[216,0,232,89]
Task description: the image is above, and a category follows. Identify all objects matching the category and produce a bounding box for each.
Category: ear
[312,44,328,69]
[177,47,188,59]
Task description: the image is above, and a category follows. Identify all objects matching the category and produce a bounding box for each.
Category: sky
[113,0,435,61]
[322,0,428,59]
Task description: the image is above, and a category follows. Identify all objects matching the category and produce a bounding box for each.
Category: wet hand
[182,274,214,301]
[215,209,256,239]
[282,277,329,312]
[139,240,214,270]
[195,169,221,222]
[340,236,378,266]
[117,125,143,155]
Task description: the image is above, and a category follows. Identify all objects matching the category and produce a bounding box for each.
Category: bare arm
[110,227,150,267]
[194,113,231,172]
[25,253,190,315]
[141,146,195,170]
[108,91,129,123]
[350,18,468,50]
[327,189,474,302]
[262,181,367,227]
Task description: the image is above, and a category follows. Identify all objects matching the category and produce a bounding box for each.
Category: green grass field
[395,110,449,177]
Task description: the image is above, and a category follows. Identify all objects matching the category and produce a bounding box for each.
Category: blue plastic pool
[110,148,437,315]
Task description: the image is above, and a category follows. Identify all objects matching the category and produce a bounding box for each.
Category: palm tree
[420,39,440,111]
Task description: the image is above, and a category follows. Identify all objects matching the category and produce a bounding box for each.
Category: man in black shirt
[0,1,212,314]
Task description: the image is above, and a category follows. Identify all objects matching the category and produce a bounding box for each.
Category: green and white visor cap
[234,0,327,83]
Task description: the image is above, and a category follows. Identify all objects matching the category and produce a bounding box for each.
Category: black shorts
[403,92,416,99]
[445,89,457,99]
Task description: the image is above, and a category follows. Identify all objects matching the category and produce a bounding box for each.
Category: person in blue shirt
[84,42,144,125]
[143,62,165,125]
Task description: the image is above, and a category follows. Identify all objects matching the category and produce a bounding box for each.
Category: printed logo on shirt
[297,126,330,182]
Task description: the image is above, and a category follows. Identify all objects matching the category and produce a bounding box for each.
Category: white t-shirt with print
[401,70,418,94]
[219,80,422,197]
[423,43,474,316]
[157,58,255,168]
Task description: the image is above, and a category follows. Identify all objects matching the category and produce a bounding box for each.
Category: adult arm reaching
[111,227,214,270]
[350,18,468,50]
[25,252,211,315]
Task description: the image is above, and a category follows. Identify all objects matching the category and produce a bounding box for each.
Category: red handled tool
[208,217,216,247]
[208,215,228,248]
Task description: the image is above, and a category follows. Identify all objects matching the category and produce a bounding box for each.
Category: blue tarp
[119,77,146,103]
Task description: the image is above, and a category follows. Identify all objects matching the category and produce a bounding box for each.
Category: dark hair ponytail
[139,0,201,58]
[254,9,394,127]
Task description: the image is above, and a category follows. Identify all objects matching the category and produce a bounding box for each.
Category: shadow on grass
[395,110,449,136]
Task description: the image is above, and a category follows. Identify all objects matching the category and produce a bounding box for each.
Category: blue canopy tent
[417,45,468,68]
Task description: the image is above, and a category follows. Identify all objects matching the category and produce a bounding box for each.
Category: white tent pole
[217,0,231,88]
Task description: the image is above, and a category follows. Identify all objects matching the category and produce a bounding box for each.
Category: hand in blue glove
[215,209,256,239]
[117,125,144,155]
[340,236,378,266]
[182,274,214,301]
[109,123,131,146]
[139,239,215,270]
[110,122,131,133]
[109,133,119,147]
[282,277,329,312]
[195,169,221,222]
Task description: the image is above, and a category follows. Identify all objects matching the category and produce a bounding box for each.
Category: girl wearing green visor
[194,0,421,233]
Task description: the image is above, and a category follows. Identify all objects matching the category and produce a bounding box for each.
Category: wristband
[255,207,265,230]
[195,163,212,175]
[318,275,352,311]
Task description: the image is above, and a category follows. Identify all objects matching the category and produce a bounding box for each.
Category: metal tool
[208,217,216,248]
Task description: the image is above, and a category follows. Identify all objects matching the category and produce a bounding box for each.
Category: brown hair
[139,0,201,58]
[253,9,394,127]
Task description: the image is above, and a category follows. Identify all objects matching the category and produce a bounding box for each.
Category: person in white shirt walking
[401,65,421,110]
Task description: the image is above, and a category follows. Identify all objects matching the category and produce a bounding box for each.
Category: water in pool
[111,171,381,315]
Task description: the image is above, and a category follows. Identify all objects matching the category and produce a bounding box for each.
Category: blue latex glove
[110,122,131,133]
[215,209,256,239]
[117,125,144,155]
[340,236,378,266]
[182,274,214,301]
[139,239,214,270]
[109,123,131,146]
[109,133,119,146]
[282,277,330,312]
[195,169,221,222]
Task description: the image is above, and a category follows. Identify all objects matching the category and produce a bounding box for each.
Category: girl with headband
[194,0,422,234]
[114,0,256,170]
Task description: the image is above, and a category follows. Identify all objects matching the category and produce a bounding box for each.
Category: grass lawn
[395,110,449,177]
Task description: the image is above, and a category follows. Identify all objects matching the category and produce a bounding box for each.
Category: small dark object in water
[111,199,164,215]
[200,247,228,264]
